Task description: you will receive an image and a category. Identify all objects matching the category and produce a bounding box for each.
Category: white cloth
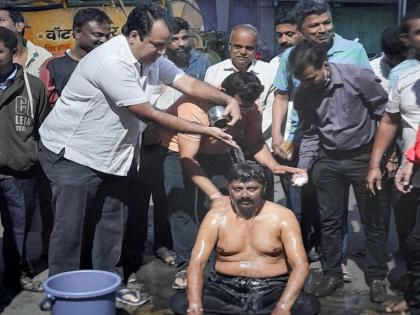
[269,55,281,69]
[25,40,52,78]
[204,59,276,146]
[40,34,184,176]
[386,63,420,162]
[370,55,392,93]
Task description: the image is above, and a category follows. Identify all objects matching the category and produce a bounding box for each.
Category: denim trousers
[163,149,196,270]
[38,142,128,277]
[122,145,172,277]
[0,174,36,286]
[311,152,390,284]
[170,272,321,315]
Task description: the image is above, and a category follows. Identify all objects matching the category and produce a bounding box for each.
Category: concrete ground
[0,176,405,314]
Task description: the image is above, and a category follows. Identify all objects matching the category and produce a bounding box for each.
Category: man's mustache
[238,198,253,204]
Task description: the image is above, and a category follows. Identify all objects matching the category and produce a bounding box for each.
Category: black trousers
[311,151,390,285]
[170,272,320,315]
[38,142,128,277]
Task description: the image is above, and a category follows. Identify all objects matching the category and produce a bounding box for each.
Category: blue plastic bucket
[39,270,121,315]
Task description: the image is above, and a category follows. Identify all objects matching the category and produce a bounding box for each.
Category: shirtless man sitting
[170,161,320,315]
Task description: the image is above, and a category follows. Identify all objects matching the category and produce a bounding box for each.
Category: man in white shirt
[38,3,240,307]
[205,24,276,147]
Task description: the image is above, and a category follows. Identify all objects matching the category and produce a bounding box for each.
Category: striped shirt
[273,33,371,143]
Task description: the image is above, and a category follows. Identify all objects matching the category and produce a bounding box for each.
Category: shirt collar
[0,65,18,92]
[223,58,259,74]
[327,63,343,89]
[327,33,344,57]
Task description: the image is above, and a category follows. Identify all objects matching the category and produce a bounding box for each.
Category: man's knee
[169,291,188,315]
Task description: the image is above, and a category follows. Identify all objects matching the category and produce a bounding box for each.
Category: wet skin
[187,180,309,313]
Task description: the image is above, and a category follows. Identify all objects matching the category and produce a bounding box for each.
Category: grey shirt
[294,63,387,169]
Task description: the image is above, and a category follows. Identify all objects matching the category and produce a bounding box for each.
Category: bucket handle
[39,294,55,311]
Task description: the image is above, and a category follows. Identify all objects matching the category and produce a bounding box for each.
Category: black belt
[319,141,373,160]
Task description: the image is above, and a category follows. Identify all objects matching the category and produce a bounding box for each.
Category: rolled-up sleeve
[158,58,184,86]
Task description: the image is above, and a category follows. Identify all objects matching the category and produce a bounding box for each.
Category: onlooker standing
[205,24,276,148]
[40,8,112,106]
[37,3,239,307]
[0,27,49,294]
[271,0,372,281]
[270,10,302,69]
[290,41,389,302]
[0,9,52,77]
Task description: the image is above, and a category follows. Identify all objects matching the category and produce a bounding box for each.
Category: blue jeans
[163,149,196,270]
[311,151,390,284]
[38,142,128,277]
[0,174,36,286]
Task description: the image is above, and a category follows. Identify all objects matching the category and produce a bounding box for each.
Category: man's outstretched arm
[187,211,219,315]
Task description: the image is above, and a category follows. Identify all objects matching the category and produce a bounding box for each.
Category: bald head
[229,24,258,72]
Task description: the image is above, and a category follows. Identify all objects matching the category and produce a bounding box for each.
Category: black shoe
[313,274,344,297]
[369,280,387,303]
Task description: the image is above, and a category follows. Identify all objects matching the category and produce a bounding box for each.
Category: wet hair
[274,9,298,27]
[173,17,189,34]
[122,3,174,40]
[73,8,112,30]
[229,24,258,43]
[400,8,420,34]
[228,161,267,188]
[221,72,264,105]
[294,0,331,27]
[0,26,17,51]
[289,39,327,78]
[380,27,407,59]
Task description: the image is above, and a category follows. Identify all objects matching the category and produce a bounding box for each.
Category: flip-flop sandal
[155,247,178,268]
[172,270,187,290]
[383,299,408,313]
[116,288,150,306]
[20,276,43,293]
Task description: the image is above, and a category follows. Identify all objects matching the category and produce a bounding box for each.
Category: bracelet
[209,192,223,200]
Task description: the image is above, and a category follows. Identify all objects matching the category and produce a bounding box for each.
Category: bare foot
[383,298,408,313]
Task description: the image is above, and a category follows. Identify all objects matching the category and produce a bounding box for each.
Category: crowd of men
[0,0,420,314]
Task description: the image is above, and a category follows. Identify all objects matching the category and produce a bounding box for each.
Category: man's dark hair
[0,26,18,51]
[173,17,189,34]
[73,8,112,30]
[400,8,420,34]
[122,3,174,40]
[289,39,327,78]
[228,161,267,189]
[294,0,331,26]
[1,9,25,36]
[380,27,407,59]
[274,9,297,27]
[221,72,264,105]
